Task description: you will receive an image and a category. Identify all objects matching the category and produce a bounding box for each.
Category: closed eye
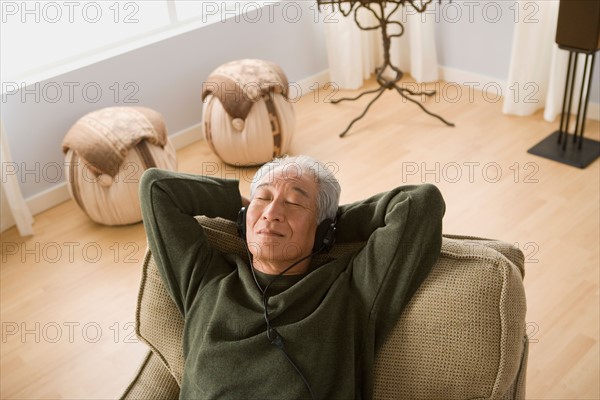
[285,200,306,208]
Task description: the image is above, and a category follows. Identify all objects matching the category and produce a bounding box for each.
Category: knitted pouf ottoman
[62,107,177,226]
[201,59,295,166]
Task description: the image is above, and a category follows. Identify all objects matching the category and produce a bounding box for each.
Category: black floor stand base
[332,83,455,137]
[527,131,600,169]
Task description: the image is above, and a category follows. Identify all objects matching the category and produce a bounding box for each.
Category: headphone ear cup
[236,207,247,240]
[322,223,336,252]
[313,218,336,253]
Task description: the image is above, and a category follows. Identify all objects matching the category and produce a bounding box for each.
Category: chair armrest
[121,350,179,400]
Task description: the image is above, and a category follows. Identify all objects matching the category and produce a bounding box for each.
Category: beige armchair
[121,216,528,399]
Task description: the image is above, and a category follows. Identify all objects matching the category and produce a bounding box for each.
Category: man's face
[246,168,319,273]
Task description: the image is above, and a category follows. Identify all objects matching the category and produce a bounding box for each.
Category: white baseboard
[292,69,331,99]
[439,66,599,121]
[170,122,203,149]
[439,66,507,97]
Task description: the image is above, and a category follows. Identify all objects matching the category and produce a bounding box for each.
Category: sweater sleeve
[338,184,445,349]
[139,168,243,316]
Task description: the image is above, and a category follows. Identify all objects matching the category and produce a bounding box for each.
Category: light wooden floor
[1,78,599,399]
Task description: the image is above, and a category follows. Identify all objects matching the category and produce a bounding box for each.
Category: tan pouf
[62,107,177,226]
[201,59,295,166]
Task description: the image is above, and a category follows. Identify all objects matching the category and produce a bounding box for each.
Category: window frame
[0,0,279,91]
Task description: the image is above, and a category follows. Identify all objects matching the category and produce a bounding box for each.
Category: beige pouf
[201,59,295,166]
[62,107,177,226]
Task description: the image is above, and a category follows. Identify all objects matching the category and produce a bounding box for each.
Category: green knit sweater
[139,168,445,400]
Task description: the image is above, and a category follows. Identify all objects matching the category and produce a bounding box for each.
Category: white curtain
[1,120,34,236]
[322,3,440,90]
[392,8,440,83]
[502,0,587,122]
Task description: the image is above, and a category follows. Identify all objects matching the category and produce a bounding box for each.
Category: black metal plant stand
[317,0,454,137]
[528,49,600,168]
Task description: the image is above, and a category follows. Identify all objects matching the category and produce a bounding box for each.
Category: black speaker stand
[528,49,600,168]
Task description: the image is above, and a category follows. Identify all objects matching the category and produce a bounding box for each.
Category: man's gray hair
[250,155,341,223]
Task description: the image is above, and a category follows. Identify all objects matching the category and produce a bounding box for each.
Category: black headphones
[236,207,336,253]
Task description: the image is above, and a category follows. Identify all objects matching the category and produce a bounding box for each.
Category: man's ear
[241,195,251,207]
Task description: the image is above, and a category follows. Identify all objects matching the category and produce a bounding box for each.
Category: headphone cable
[242,242,321,400]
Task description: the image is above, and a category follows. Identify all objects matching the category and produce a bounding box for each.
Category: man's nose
[262,200,285,221]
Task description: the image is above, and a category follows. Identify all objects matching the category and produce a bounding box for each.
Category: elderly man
[139,155,445,400]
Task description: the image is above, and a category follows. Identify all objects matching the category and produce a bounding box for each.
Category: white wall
[434,0,599,101]
[435,0,516,80]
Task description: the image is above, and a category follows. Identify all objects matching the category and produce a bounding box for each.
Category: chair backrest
[134,217,528,399]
